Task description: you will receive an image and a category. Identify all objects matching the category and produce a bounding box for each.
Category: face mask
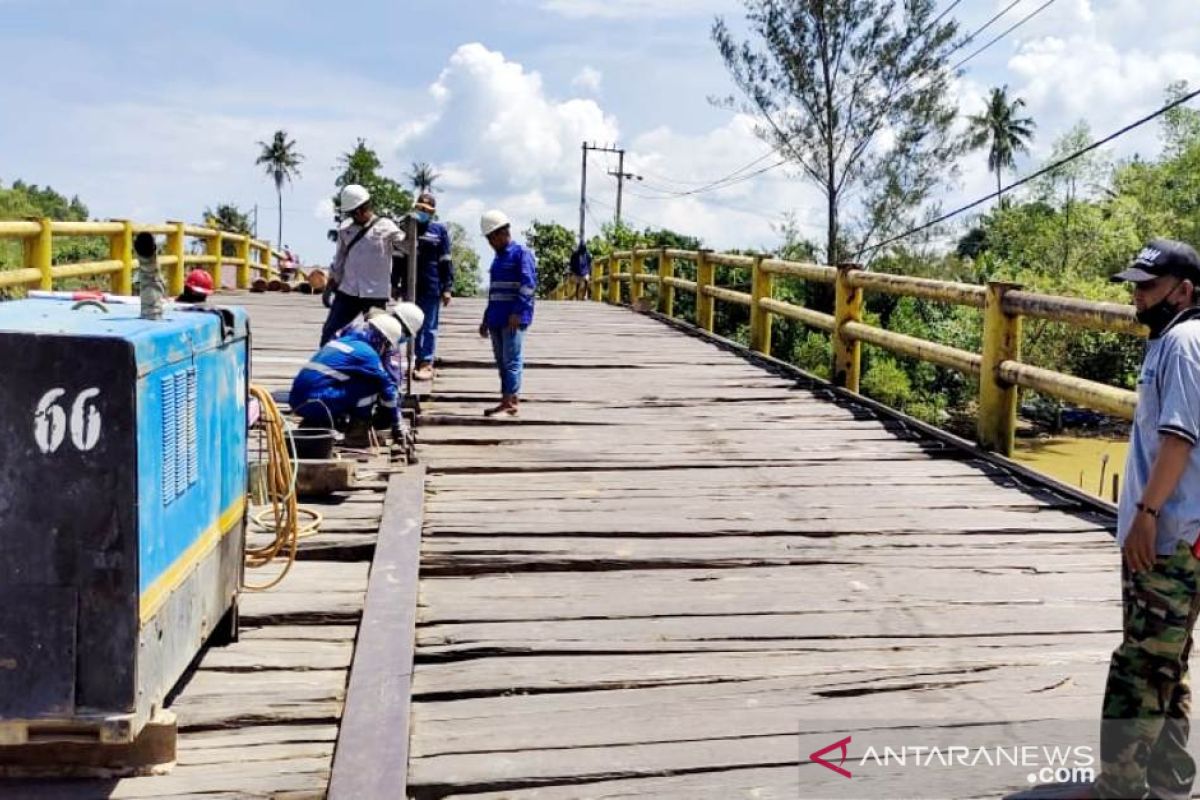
[1137,297,1182,338]
[415,211,431,225]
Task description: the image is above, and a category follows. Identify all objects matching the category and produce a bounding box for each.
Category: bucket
[287,428,335,460]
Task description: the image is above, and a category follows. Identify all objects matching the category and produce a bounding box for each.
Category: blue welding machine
[0,297,248,744]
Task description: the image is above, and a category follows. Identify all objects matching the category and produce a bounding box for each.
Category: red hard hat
[185,269,215,295]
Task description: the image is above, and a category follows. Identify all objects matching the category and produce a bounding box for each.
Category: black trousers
[320,291,386,346]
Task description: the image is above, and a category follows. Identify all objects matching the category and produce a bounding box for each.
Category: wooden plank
[328,468,425,800]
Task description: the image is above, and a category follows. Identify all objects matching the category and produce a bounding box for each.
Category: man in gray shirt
[320,184,407,345]
[1093,239,1200,799]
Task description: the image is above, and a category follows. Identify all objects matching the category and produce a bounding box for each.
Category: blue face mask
[414,211,431,225]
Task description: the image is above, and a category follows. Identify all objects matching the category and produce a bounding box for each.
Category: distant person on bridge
[391,191,454,381]
[320,184,407,346]
[290,310,420,444]
[478,209,536,417]
[568,242,592,301]
[1091,239,1200,800]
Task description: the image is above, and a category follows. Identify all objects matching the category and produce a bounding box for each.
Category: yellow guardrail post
[167,221,186,296]
[658,247,674,316]
[592,257,605,302]
[236,235,252,289]
[750,254,773,355]
[833,263,864,391]
[32,217,53,290]
[697,249,715,332]
[208,231,224,289]
[608,254,621,305]
[978,281,1023,456]
[630,248,644,305]
[109,220,133,295]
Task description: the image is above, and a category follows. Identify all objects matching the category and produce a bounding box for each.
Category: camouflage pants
[1098,541,1200,800]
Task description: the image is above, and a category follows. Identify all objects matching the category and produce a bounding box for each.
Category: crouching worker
[289,310,420,446]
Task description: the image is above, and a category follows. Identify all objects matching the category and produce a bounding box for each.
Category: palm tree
[255,130,303,249]
[966,86,1036,203]
[406,161,440,193]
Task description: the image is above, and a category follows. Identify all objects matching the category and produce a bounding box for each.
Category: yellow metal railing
[590,247,1144,457]
[0,218,281,296]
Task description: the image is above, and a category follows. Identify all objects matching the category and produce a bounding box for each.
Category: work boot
[413,363,435,381]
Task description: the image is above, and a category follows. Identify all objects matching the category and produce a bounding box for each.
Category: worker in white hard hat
[335,303,426,386]
[320,184,408,346]
[290,311,412,444]
[478,209,538,417]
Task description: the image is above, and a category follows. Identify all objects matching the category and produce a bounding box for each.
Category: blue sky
[2,0,1198,268]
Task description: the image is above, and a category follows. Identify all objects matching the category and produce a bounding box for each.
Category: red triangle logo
[810,735,853,779]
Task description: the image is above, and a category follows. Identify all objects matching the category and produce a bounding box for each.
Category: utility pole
[606,150,642,226]
[578,143,587,246]
[581,142,640,230]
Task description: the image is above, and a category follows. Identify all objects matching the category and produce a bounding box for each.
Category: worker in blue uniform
[392,192,454,381]
[289,312,416,441]
[477,209,537,417]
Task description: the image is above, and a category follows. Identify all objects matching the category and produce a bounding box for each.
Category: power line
[951,0,1058,72]
[949,0,1024,61]
[636,149,779,189]
[638,159,789,199]
[856,87,1200,258]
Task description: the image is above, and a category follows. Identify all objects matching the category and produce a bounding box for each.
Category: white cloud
[539,0,734,19]
[572,66,603,94]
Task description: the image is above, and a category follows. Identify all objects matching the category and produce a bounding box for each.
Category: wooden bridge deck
[5,292,1121,799]
[408,298,1119,799]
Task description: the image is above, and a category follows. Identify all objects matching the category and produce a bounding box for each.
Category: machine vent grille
[161,367,198,505]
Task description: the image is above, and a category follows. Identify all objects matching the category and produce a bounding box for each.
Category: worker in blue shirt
[478,209,536,417]
[392,192,454,381]
[289,312,415,442]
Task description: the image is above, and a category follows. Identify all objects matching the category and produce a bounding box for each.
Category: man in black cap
[1089,238,1200,798]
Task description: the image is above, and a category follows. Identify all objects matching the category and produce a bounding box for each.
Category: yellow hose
[244,385,324,590]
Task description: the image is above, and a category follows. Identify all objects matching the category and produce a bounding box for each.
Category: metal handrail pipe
[841,321,982,376]
[997,360,1137,420]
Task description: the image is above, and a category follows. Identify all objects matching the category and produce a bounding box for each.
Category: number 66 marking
[34,388,103,454]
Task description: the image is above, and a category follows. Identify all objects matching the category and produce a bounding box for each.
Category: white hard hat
[339,184,371,213]
[367,313,405,349]
[480,209,511,237]
[391,302,425,337]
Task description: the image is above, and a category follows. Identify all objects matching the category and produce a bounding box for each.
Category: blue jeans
[415,294,440,365]
[489,325,526,397]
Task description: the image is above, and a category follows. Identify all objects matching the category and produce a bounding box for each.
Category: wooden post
[697,249,715,332]
[591,257,604,302]
[607,254,621,305]
[208,232,224,289]
[749,255,774,355]
[978,281,1023,456]
[629,248,644,305]
[658,248,674,317]
[167,222,186,297]
[109,220,133,295]
[32,218,52,291]
[833,263,864,391]
[237,235,252,289]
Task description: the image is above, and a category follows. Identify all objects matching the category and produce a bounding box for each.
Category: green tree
[406,162,440,193]
[713,0,962,264]
[524,220,576,297]
[255,130,303,249]
[445,221,481,297]
[334,139,412,220]
[204,203,253,236]
[204,203,254,257]
[966,86,1036,202]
